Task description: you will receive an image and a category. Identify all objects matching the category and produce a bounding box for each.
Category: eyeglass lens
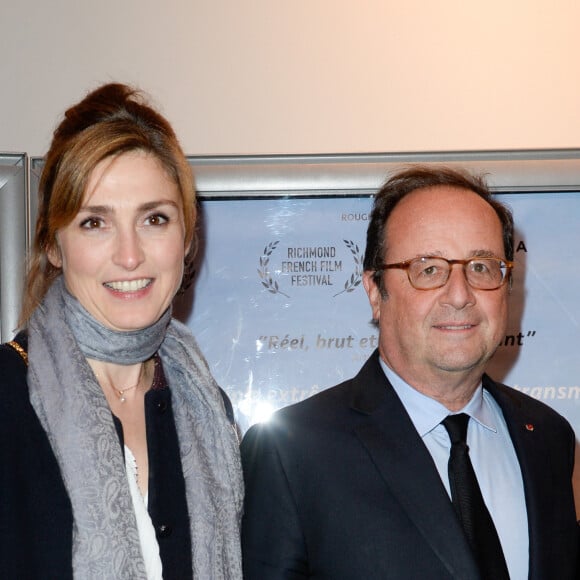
[409,258,506,289]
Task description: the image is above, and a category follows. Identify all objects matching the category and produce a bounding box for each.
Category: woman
[0,83,243,579]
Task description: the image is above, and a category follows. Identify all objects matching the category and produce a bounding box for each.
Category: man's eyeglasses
[376,256,514,291]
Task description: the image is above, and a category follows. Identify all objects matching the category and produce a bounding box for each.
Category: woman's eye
[80,217,103,229]
[146,213,169,226]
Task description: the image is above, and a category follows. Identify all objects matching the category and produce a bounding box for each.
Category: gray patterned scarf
[27,277,243,579]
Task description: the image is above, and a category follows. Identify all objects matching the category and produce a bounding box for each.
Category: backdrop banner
[179,191,580,438]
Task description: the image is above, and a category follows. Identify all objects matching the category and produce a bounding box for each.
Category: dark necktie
[442,413,510,580]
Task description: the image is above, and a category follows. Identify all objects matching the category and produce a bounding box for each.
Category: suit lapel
[350,352,481,579]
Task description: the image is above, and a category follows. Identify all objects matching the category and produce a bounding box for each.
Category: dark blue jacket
[0,334,197,580]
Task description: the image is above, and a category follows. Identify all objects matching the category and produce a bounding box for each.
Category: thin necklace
[96,363,145,403]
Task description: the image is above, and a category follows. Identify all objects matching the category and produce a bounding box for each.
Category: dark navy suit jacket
[241,349,579,579]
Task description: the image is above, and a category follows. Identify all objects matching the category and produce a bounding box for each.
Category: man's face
[363,185,509,390]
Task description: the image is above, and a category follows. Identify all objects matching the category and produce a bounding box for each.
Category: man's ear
[363,270,382,322]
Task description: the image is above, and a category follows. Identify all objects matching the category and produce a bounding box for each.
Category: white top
[125,445,164,580]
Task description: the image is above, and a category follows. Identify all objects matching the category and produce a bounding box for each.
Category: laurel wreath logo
[333,240,363,297]
[258,239,363,298]
[258,241,290,298]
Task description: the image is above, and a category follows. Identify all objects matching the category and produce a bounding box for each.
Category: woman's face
[48,151,188,331]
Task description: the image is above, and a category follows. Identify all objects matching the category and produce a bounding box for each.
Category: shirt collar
[379,358,498,437]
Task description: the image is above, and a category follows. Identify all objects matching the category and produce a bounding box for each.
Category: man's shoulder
[240,379,358,469]
[268,377,355,429]
[275,351,384,419]
[484,374,575,434]
[242,351,386,448]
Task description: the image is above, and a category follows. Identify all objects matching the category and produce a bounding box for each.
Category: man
[240,166,579,579]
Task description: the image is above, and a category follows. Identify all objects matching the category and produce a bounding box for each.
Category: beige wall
[1,0,579,157]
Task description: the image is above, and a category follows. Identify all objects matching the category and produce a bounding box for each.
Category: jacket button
[157,523,172,538]
[155,399,167,413]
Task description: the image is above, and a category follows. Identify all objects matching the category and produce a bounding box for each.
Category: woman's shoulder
[0,332,31,415]
[1,331,28,372]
